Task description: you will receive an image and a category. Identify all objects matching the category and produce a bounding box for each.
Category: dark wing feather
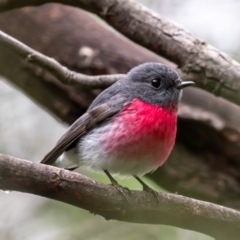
[40,101,123,165]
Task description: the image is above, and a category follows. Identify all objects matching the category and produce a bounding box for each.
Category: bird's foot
[110,180,131,202]
[134,176,160,205]
[104,170,130,203]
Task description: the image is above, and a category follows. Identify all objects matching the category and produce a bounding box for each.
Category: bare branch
[0,29,124,89]
[1,6,240,209]
[1,0,240,106]
[0,153,240,240]
[1,6,240,237]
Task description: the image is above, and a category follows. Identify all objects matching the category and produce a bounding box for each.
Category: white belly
[53,123,159,177]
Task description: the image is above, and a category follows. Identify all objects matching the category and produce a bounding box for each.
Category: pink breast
[101,99,177,167]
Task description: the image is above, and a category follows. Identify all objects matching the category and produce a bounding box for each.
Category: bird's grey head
[124,62,194,110]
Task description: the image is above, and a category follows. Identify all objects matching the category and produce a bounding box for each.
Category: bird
[41,62,194,193]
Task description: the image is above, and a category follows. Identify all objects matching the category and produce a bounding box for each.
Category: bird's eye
[151,79,161,89]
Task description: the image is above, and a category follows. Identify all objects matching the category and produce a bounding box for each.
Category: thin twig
[0,154,240,240]
[0,30,124,88]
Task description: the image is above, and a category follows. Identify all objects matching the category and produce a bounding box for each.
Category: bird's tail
[40,149,79,171]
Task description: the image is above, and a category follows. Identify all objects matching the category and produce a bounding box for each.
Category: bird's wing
[40,99,124,165]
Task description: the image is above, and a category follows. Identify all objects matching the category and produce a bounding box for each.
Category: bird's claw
[104,170,130,203]
[142,184,160,204]
[134,175,160,205]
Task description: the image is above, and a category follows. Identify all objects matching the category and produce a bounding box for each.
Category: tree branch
[1,5,240,208]
[0,5,162,125]
[0,154,240,240]
[0,29,124,89]
[1,0,240,106]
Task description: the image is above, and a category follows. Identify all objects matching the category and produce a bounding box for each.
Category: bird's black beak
[176,81,195,90]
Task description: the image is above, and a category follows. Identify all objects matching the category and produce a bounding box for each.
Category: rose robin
[41,62,194,192]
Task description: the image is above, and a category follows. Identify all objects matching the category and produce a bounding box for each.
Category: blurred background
[1,0,240,239]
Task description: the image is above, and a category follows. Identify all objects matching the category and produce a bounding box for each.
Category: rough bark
[0,5,240,210]
[1,154,240,240]
[1,0,240,106]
